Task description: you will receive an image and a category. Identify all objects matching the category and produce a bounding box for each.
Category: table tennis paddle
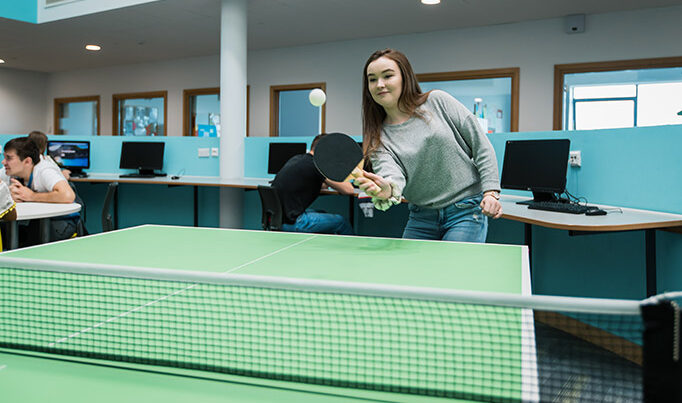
[313,132,364,182]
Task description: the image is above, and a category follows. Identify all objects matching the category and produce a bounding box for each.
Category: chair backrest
[257,185,283,231]
[101,182,119,232]
[69,182,88,236]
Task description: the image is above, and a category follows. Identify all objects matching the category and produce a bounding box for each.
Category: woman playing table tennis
[354,48,503,242]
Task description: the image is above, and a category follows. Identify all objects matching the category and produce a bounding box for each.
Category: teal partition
[0,2,37,23]
[2,126,680,299]
[0,135,221,234]
[486,124,682,299]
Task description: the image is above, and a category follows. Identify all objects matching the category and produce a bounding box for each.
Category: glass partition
[113,91,167,136]
[418,68,519,133]
[270,83,325,137]
[53,96,100,135]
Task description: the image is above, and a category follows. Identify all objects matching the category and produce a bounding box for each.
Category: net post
[642,298,681,401]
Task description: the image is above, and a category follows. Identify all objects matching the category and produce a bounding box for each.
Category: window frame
[182,86,251,137]
[53,95,100,135]
[417,67,520,132]
[553,56,682,130]
[112,91,168,136]
[182,87,219,137]
[269,82,326,137]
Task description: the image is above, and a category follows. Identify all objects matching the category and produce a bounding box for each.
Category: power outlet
[198,148,210,158]
[569,150,581,167]
[211,147,219,157]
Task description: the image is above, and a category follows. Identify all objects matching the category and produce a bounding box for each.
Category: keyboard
[526,201,593,214]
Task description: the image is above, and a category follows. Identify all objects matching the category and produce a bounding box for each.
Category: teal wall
[2,126,680,299]
[0,2,37,23]
[243,126,682,299]
[0,134,221,234]
[485,125,682,299]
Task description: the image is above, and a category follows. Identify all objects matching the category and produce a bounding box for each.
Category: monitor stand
[120,169,166,178]
[516,191,559,205]
[68,168,88,178]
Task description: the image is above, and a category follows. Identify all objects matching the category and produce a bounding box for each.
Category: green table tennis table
[0,225,536,402]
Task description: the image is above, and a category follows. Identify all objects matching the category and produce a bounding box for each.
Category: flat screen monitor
[267,142,307,174]
[500,139,570,202]
[119,141,165,176]
[47,140,90,177]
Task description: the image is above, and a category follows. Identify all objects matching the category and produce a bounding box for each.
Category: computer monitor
[500,139,570,203]
[119,141,165,177]
[267,142,307,174]
[47,140,90,178]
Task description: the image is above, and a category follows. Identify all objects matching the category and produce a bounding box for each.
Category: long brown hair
[361,49,429,157]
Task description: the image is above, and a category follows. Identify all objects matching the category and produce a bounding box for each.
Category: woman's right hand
[354,170,392,199]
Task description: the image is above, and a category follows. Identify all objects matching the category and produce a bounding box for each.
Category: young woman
[354,48,503,242]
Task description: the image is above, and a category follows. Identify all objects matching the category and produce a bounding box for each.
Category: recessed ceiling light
[85,44,101,51]
[421,0,440,4]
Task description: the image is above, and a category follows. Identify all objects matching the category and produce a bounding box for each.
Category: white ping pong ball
[309,88,326,107]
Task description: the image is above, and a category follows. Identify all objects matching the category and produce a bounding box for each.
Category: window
[113,91,167,136]
[269,83,325,137]
[182,86,251,137]
[183,88,220,137]
[53,96,100,135]
[418,68,519,133]
[554,57,682,130]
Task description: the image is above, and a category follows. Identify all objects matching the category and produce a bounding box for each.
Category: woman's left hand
[480,193,503,219]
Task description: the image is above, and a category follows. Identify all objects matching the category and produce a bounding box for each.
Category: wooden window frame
[53,95,100,135]
[269,82,326,137]
[112,91,168,136]
[182,86,250,137]
[553,56,682,130]
[182,87,219,137]
[417,68,520,132]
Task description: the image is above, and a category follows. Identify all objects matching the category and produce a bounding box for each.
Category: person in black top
[272,133,355,235]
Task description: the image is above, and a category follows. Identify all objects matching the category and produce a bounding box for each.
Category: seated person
[272,133,356,235]
[1,137,77,244]
[0,180,17,251]
[28,131,71,180]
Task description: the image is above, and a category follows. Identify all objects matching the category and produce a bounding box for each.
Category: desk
[5,202,81,250]
[0,224,541,402]
[500,195,682,296]
[71,174,351,228]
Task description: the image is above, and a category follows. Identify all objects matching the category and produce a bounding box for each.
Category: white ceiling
[1,0,681,72]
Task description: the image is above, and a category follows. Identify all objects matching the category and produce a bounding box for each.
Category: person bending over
[1,137,77,244]
[272,133,356,235]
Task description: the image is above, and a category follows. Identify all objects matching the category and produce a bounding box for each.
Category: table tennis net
[1,262,679,402]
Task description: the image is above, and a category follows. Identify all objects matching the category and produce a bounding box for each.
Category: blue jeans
[282,209,354,235]
[402,194,488,243]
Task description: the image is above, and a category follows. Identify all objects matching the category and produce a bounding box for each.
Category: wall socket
[198,148,210,157]
[211,147,219,157]
[569,150,581,167]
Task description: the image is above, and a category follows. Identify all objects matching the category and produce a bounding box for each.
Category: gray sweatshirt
[369,90,500,209]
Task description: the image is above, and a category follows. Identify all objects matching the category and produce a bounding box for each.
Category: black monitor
[47,140,90,178]
[267,142,307,174]
[500,139,570,203]
[119,141,165,177]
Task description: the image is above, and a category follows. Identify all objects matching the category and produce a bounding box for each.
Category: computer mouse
[171,175,180,180]
[585,208,607,216]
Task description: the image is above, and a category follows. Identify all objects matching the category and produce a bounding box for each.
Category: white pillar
[219,0,247,228]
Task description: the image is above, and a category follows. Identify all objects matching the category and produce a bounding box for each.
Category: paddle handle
[344,161,364,182]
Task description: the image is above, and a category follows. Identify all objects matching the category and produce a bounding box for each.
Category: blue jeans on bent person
[402,194,488,243]
[282,209,354,235]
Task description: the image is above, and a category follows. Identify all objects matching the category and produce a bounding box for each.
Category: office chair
[257,185,283,231]
[69,182,89,237]
[101,182,119,232]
